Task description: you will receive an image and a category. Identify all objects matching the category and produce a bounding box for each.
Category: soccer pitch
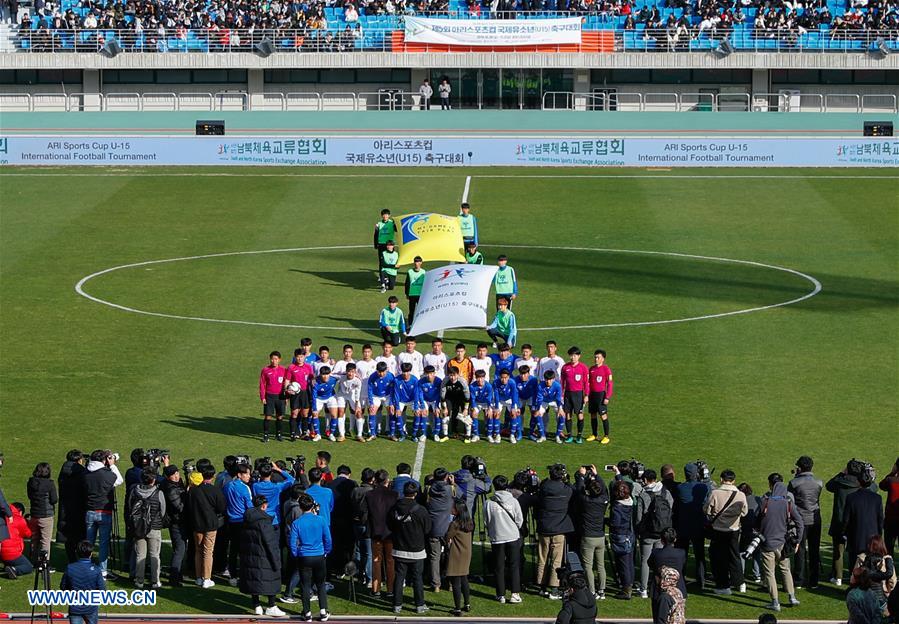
[0,166,897,619]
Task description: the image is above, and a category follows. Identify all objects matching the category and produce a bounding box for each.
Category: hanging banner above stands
[403,16,582,47]
[408,264,499,337]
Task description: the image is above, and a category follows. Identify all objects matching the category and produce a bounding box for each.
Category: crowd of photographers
[1,450,898,623]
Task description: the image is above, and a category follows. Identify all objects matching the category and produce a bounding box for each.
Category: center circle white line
[73,244,821,332]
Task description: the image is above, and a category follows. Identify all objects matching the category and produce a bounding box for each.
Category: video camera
[556,551,587,592]
[848,458,876,485]
[285,455,306,476]
[469,456,488,481]
[695,459,715,482]
[182,458,196,474]
[516,466,540,493]
[234,455,251,467]
[627,459,645,481]
[143,448,169,469]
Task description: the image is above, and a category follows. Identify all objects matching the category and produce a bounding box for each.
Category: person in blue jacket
[222,464,253,584]
[251,462,294,527]
[306,467,334,527]
[535,370,565,444]
[289,494,333,622]
[367,362,396,441]
[61,540,106,624]
[493,368,521,444]
[469,370,496,444]
[515,366,539,442]
[391,363,418,441]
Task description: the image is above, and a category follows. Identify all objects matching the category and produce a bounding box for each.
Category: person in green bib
[379,296,407,347]
[465,242,484,265]
[373,208,397,281]
[404,255,426,322]
[493,254,518,308]
[379,240,399,294]
[459,202,478,247]
[486,297,518,348]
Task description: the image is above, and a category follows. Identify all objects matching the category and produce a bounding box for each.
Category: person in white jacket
[484,475,524,604]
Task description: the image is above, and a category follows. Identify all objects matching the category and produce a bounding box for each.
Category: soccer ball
[286,382,301,396]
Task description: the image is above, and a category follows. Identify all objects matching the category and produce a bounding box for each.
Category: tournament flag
[394,213,465,266]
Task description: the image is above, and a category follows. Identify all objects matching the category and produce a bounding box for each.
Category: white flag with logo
[408,264,499,337]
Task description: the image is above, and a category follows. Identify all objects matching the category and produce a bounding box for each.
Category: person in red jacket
[2,502,34,579]
[880,458,899,558]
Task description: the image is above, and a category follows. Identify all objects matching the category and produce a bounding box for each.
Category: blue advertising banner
[1,135,898,167]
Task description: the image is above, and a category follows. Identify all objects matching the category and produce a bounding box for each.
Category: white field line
[461,175,472,202]
[74,245,822,332]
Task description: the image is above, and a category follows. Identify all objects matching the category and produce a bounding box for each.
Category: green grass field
[0,166,897,619]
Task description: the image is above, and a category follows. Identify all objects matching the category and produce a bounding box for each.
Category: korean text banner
[409,264,499,337]
[395,213,465,265]
[2,136,899,167]
[404,16,582,46]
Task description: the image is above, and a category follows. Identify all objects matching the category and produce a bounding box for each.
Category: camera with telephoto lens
[628,458,645,481]
[182,458,196,474]
[695,459,715,482]
[517,466,540,493]
[470,457,488,481]
[848,458,876,485]
[742,532,765,559]
[143,448,169,468]
[285,455,306,476]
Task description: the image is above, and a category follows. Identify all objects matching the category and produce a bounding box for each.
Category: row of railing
[9,26,899,53]
[1,90,896,112]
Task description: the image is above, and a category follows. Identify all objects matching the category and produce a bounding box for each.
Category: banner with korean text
[409,264,499,337]
[404,16,582,47]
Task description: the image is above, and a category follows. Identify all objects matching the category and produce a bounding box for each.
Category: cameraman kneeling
[554,569,597,624]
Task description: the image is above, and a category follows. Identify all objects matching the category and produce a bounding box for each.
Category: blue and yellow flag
[394,213,465,266]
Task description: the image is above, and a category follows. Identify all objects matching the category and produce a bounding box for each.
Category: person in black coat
[239,496,287,618]
[160,465,188,586]
[57,450,87,563]
[649,527,687,620]
[554,572,597,624]
[842,482,885,567]
[536,464,574,597]
[327,465,357,573]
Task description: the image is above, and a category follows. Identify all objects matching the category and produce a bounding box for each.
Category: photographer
[674,463,710,590]
[574,464,609,600]
[758,473,803,611]
[57,449,87,563]
[828,459,872,585]
[27,461,58,567]
[609,480,636,600]
[223,463,253,587]
[455,456,491,515]
[554,569,596,624]
[388,481,432,614]
[536,463,573,600]
[82,449,124,579]
[1,501,33,579]
[425,467,454,592]
[242,495,287,618]
[788,456,823,589]
[128,467,166,589]
[485,475,524,604]
[160,465,187,587]
[879,458,899,558]
[738,483,763,583]
[252,461,295,529]
[842,463,884,570]
[637,469,675,598]
[703,469,747,595]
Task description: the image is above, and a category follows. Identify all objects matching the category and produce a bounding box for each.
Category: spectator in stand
[439,78,452,110]
[851,535,895,612]
[649,528,687,621]
[388,481,431,614]
[60,540,106,624]
[536,463,573,599]
[879,458,899,558]
[788,455,823,589]
[758,473,803,612]
[160,465,188,587]
[365,469,398,598]
[188,465,227,589]
[575,465,609,599]
[128,467,167,589]
[27,461,58,566]
[1,501,33,579]
[674,463,709,589]
[609,480,636,600]
[57,449,87,564]
[345,4,359,21]
[703,469,747,595]
[425,468,454,592]
[485,475,524,604]
[241,495,287,618]
[445,500,474,616]
[419,78,433,111]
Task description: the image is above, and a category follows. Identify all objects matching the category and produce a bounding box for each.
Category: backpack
[129,493,154,539]
[640,491,673,538]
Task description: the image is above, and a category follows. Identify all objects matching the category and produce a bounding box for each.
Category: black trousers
[169,524,188,581]
[493,539,522,596]
[794,512,821,587]
[676,531,706,586]
[408,296,420,323]
[298,555,328,615]
[449,575,469,608]
[381,327,402,347]
[709,529,743,589]
[487,329,511,346]
[227,522,242,577]
[393,557,425,608]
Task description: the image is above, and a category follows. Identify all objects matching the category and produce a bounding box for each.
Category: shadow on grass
[289,268,379,292]
[161,414,263,440]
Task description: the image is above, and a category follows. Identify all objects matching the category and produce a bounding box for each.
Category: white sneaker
[536,436,546,443]
[556,436,563,444]
[254,606,264,616]
[328,434,336,442]
[830,577,842,586]
[510,436,517,444]
[433,434,440,442]
[265,605,288,617]
[738,583,746,593]
[509,593,522,603]
[202,579,215,589]
[320,610,331,621]
[639,589,648,598]
[470,435,480,443]
[420,435,427,443]
[311,434,321,442]
[151,582,162,589]
[497,595,506,604]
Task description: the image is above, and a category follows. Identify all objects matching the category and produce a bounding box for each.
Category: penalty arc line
[73,244,823,332]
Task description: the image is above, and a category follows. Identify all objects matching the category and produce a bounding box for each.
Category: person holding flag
[459,203,478,247]
[373,209,396,279]
[379,296,406,347]
[486,298,518,348]
[493,256,518,308]
[404,256,426,322]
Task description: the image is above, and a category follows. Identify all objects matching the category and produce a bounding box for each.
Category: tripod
[31,550,52,624]
[108,491,123,579]
[471,491,489,582]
